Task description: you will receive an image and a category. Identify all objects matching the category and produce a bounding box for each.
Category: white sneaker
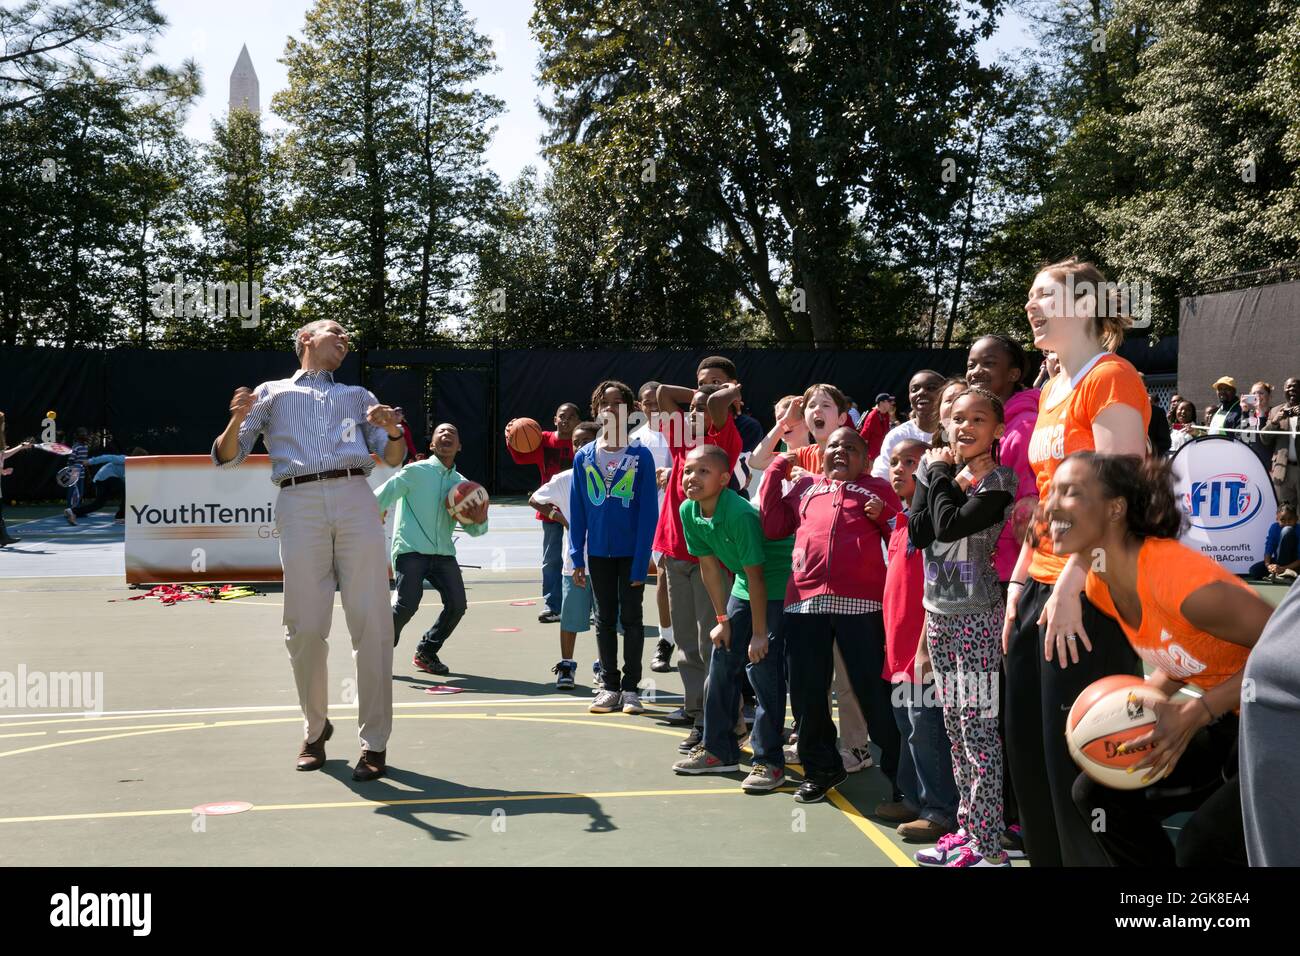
[783,743,800,765]
[840,746,874,772]
[64,508,77,525]
[915,829,970,866]
[589,690,622,714]
[621,692,644,714]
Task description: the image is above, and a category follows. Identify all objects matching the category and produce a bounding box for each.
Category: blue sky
[158,0,1032,186]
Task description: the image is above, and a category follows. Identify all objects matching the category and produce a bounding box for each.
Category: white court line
[0,693,685,722]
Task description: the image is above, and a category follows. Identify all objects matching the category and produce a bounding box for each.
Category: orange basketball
[1066,675,1171,790]
[507,417,543,454]
[447,480,489,520]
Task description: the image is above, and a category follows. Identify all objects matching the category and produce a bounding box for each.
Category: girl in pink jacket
[966,335,1039,584]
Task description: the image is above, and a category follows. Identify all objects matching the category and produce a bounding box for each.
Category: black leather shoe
[296,720,333,771]
[650,639,674,672]
[794,768,848,804]
[352,750,386,781]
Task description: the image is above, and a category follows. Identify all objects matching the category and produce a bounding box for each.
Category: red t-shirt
[883,510,926,683]
[859,407,889,464]
[653,415,743,561]
[508,430,574,522]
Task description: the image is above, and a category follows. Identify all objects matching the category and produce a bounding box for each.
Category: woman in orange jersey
[1001,258,1153,867]
[1046,453,1273,866]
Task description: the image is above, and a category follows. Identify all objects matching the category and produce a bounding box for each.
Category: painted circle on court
[422,685,464,695]
[193,801,253,815]
[493,627,522,633]
[509,600,537,606]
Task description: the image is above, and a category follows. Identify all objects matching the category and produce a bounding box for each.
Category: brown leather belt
[279,467,367,488]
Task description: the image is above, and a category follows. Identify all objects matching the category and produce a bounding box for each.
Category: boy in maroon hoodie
[761,426,903,804]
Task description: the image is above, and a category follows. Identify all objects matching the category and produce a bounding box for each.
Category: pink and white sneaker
[946,846,1011,868]
[914,828,969,866]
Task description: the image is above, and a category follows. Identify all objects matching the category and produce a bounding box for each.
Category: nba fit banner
[124,456,399,584]
[1169,437,1276,574]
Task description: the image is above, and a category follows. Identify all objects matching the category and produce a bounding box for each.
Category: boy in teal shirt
[672,444,794,791]
[374,423,488,676]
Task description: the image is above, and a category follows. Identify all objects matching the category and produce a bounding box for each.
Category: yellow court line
[57,722,207,734]
[0,786,798,826]
[0,731,46,740]
[0,711,903,865]
[0,713,686,759]
[0,699,678,729]
[827,789,917,867]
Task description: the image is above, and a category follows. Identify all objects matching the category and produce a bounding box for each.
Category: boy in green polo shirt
[374,422,489,677]
[671,444,794,791]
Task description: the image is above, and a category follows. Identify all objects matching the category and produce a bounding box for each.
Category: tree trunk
[943,122,984,350]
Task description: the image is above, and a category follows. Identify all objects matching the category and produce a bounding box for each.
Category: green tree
[274,0,501,347]
[0,0,196,112]
[532,0,1000,345]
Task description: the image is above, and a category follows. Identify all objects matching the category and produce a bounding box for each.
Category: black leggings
[588,555,645,693]
[1072,715,1245,867]
[1005,577,1141,866]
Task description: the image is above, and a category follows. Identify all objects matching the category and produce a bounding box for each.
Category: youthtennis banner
[124,456,399,584]
[1169,437,1276,574]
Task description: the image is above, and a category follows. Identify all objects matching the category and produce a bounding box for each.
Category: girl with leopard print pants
[908,387,1017,868]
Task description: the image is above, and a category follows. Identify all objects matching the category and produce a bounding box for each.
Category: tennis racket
[33,441,73,455]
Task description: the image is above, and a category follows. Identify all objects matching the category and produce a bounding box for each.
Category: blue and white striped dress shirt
[211,368,402,484]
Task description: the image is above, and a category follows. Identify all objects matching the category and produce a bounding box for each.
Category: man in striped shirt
[213,319,406,781]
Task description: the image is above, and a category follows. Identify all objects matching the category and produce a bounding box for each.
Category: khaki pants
[276,476,394,752]
[832,644,870,750]
[665,556,741,732]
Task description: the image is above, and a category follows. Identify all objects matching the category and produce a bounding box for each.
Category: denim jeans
[393,552,468,655]
[541,519,564,614]
[892,680,958,830]
[704,596,786,766]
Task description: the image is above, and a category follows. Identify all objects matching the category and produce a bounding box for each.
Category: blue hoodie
[568,441,658,582]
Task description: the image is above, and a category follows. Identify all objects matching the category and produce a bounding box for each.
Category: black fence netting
[1,342,982,499]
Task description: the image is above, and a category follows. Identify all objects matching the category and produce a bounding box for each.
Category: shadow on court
[321,763,616,840]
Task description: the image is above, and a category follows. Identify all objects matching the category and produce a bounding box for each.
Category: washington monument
[229,44,260,114]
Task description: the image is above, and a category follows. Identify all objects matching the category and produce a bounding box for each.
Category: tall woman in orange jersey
[1001,259,1152,866]
[1047,453,1272,866]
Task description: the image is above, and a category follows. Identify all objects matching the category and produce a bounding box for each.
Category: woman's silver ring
[1066,634,1078,643]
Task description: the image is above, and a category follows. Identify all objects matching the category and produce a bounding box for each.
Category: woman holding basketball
[1002,258,1151,867]
[1046,453,1272,866]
